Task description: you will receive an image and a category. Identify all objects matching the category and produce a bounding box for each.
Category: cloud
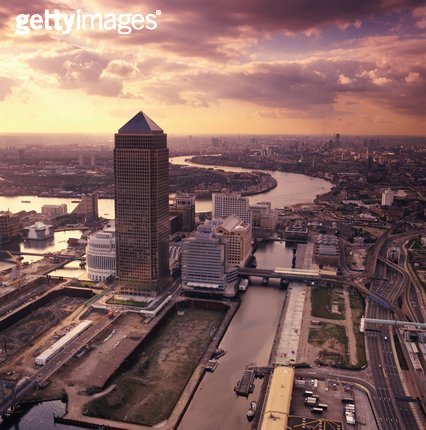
[92,0,424,58]
[0,77,17,99]
[26,46,123,96]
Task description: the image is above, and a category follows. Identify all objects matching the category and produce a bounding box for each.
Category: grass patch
[106,298,148,307]
[350,290,367,367]
[308,323,349,366]
[84,306,225,426]
[71,280,97,288]
[393,335,409,371]
[311,287,345,320]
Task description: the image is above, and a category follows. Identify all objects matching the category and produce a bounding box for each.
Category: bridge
[238,266,405,320]
[0,250,85,262]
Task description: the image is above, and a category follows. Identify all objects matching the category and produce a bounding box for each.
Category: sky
[0,0,425,135]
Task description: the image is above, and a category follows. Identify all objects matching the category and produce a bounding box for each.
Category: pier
[234,368,255,396]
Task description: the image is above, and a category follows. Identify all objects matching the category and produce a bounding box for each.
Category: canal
[179,241,295,430]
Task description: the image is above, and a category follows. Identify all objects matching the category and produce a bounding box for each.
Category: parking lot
[291,376,378,429]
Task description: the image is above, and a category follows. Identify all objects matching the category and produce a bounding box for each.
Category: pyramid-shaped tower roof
[118,111,163,134]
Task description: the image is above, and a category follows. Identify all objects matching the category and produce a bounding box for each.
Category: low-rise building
[284,219,308,242]
[41,204,68,217]
[315,234,339,267]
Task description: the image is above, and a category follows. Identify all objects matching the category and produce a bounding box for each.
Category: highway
[339,231,422,429]
[364,242,420,429]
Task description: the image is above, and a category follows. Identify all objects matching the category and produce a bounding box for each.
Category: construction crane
[4,251,24,286]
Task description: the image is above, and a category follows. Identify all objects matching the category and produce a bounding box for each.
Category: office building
[114,111,169,296]
[381,188,394,206]
[72,193,98,221]
[86,222,116,282]
[216,215,251,267]
[212,192,252,225]
[170,193,196,233]
[41,204,68,217]
[251,201,279,237]
[0,211,20,244]
[181,221,237,291]
[284,219,308,242]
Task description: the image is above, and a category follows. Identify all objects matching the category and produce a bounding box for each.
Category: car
[384,336,388,341]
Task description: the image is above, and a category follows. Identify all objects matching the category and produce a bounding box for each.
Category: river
[0,156,332,218]
[170,155,332,212]
[179,241,294,430]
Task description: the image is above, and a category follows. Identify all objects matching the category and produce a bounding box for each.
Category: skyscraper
[114,111,169,296]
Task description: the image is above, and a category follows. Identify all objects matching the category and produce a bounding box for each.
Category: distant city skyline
[0,1,425,135]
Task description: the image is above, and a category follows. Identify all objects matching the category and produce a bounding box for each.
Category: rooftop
[118,111,163,135]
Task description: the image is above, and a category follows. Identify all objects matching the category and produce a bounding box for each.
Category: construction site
[0,261,234,430]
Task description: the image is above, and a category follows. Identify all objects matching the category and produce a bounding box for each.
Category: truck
[305,397,317,406]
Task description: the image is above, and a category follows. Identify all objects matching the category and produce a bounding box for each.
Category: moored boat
[247,401,257,420]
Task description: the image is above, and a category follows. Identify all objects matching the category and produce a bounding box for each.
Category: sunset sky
[0,0,425,135]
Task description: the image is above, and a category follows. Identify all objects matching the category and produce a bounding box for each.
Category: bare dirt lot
[83,306,225,427]
[0,295,85,366]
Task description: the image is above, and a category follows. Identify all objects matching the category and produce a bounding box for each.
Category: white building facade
[381,188,394,206]
[86,222,116,281]
[212,192,252,225]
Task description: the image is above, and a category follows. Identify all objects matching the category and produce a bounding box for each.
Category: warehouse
[259,366,294,430]
[35,320,92,366]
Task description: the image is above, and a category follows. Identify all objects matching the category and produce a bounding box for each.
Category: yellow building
[216,215,252,267]
[260,366,294,430]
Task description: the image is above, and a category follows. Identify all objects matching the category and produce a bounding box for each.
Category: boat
[212,348,226,359]
[247,401,257,420]
[239,279,249,292]
[22,222,54,240]
[205,359,219,372]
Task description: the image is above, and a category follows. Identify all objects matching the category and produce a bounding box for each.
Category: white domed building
[86,222,116,282]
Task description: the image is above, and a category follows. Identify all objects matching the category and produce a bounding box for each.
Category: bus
[311,407,324,415]
[318,403,328,410]
[303,390,313,397]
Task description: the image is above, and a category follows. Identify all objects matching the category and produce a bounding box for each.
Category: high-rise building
[170,193,196,233]
[114,111,169,296]
[181,221,233,290]
[212,192,252,225]
[381,188,394,206]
